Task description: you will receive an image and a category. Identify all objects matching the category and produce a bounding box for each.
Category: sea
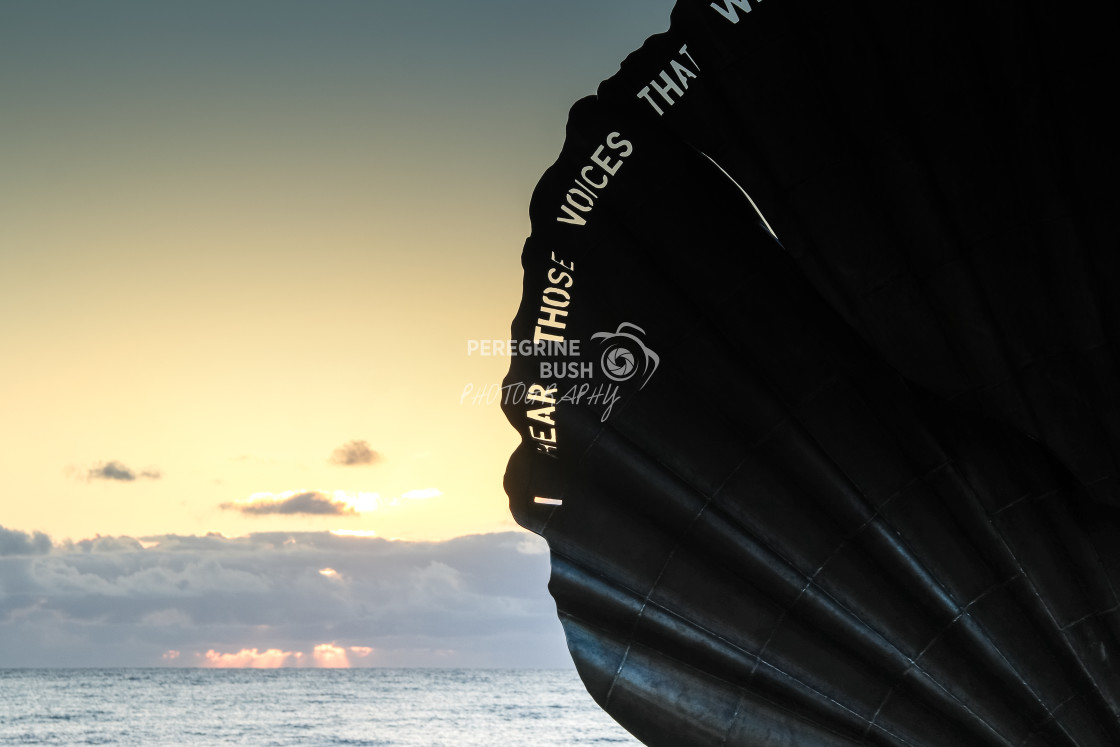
[0,669,643,746]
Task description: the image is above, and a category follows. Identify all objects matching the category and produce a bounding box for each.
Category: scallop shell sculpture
[502,1,1119,744]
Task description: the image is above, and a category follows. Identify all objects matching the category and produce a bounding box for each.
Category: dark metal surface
[503,2,1119,744]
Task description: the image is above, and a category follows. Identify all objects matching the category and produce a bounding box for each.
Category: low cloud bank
[0,525,566,669]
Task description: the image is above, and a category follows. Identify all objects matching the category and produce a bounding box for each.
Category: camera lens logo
[604,347,636,378]
[591,323,659,388]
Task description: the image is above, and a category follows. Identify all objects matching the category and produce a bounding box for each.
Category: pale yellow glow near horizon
[0,211,527,542]
[0,2,683,548]
[0,104,531,543]
[194,643,373,669]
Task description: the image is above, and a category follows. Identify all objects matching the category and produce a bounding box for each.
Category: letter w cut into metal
[710,0,757,24]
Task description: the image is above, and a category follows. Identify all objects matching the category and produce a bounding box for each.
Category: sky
[0,0,677,667]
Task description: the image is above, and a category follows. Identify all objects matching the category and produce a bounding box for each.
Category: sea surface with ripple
[0,668,642,745]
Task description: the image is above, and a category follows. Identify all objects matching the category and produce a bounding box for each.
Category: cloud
[85,461,161,482]
[313,643,350,668]
[0,530,570,668]
[224,489,387,516]
[200,647,303,669]
[516,536,549,555]
[192,643,375,669]
[143,609,192,627]
[67,535,146,553]
[223,491,356,516]
[328,440,380,466]
[0,525,52,556]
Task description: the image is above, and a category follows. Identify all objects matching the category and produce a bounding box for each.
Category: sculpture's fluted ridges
[503,1,1118,744]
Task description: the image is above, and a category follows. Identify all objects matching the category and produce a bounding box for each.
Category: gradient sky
[0,0,676,667]
[1,0,677,543]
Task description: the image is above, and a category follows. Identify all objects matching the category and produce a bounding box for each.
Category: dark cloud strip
[87,461,161,482]
[328,440,379,466]
[223,492,354,516]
